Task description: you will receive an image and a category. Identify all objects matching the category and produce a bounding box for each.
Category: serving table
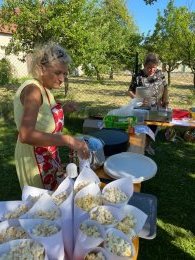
[145,118,195,128]
[95,133,146,260]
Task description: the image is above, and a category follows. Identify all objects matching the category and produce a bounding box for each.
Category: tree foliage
[81,0,142,78]
[144,0,194,86]
[0,0,141,79]
[0,58,13,85]
[143,0,157,5]
[175,10,195,86]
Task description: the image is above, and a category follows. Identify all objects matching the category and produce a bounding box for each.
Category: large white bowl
[104,152,157,183]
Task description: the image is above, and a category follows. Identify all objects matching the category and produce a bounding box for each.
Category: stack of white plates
[104,152,157,183]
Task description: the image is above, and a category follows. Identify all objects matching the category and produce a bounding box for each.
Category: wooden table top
[145,119,195,128]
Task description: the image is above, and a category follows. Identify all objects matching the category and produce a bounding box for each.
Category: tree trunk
[95,67,101,81]
[193,72,195,89]
[109,68,113,79]
[96,71,101,81]
[167,70,171,86]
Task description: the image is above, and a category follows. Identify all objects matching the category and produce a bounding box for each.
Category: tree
[175,11,195,88]
[0,58,13,85]
[143,0,157,4]
[0,0,93,67]
[145,0,195,88]
[144,0,187,85]
[81,0,141,79]
[0,0,140,80]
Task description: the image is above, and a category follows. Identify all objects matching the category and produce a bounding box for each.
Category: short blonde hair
[27,42,71,79]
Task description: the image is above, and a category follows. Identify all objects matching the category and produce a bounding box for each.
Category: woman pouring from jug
[14,42,90,191]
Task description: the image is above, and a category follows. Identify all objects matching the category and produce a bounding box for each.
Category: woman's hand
[73,139,90,160]
[63,101,78,113]
[142,98,150,106]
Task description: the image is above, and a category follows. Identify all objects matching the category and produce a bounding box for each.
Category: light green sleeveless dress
[14,79,57,189]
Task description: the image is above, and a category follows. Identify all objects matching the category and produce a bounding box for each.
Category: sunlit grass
[187,173,195,179]
[157,219,195,258]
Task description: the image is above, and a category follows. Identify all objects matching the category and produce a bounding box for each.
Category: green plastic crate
[103,115,137,130]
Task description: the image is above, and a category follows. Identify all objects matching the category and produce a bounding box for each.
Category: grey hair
[27,42,71,79]
[144,53,159,66]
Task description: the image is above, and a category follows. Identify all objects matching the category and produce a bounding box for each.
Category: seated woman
[127,53,169,155]
[14,43,90,190]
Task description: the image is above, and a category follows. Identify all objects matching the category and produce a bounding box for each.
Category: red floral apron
[34,89,65,190]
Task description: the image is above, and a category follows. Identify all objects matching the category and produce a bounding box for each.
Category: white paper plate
[104,152,157,183]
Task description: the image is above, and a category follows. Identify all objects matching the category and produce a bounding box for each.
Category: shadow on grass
[139,225,194,260]
[171,84,194,90]
[77,102,120,116]
[143,138,195,231]
[58,101,120,118]
[64,116,85,135]
[69,77,129,87]
[75,88,127,97]
[0,120,21,201]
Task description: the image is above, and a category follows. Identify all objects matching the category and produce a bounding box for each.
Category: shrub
[0,58,13,86]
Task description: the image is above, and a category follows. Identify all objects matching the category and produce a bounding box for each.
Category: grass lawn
[0,74,195,259]
[139,131,195,259]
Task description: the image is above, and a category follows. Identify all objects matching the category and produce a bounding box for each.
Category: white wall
[0,33,28,78]
[172,64,191,73]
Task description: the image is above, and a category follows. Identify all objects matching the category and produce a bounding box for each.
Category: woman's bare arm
[19,84,89,158]
[127,90,136,99]
[161,87,169,108]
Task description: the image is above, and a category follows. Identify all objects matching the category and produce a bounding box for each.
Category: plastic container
[90,129,129,157]
[128,192,157,239]
[132,109,149,124]
[103,115,137,130]
[75,135,105,170]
